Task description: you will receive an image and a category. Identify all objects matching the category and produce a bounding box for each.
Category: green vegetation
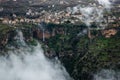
[0,23,37,50]
[0,22,120,80]
[44,23,120,80]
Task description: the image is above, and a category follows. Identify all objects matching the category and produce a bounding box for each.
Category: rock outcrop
[0,23,120,80]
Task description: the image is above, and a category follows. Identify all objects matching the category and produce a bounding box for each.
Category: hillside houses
[0,1,120,28]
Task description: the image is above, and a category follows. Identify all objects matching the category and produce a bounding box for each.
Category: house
[2,18,9,24]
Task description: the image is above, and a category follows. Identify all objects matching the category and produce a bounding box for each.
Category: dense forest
[0,22,120,80]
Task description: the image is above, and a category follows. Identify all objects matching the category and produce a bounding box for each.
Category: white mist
[0,44,72,80]
[94,69,120,80]
[97,0,111,9]
[0,30,72,80]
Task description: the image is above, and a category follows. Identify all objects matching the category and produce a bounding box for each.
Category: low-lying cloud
[94,69,120,80]
[0,44,72,80]
[69,0,112,27]
[0,30,72,80]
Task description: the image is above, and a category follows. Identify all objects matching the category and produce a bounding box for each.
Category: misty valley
[0,0,120,80]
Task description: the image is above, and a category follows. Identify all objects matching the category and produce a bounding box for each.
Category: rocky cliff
[0,22,120,80]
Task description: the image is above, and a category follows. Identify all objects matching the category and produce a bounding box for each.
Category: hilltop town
[0,1,120,80]
[0,0,120,28]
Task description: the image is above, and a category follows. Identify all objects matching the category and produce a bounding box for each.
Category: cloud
[94,69,120,80]
[0,44,72,80]
[97,0,111,9]
[0,31,72,80]
[69,0,112,27]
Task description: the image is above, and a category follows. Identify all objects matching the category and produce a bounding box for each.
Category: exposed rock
[0,23,120,80]
[102,28,118,38]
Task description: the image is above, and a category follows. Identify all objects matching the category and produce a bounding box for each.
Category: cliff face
[0,23,120,80]
[102,29,118,38]
[38,23,120,80]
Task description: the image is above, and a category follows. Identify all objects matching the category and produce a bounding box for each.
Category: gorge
[0,23,119,80]
[0,0,120,80]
